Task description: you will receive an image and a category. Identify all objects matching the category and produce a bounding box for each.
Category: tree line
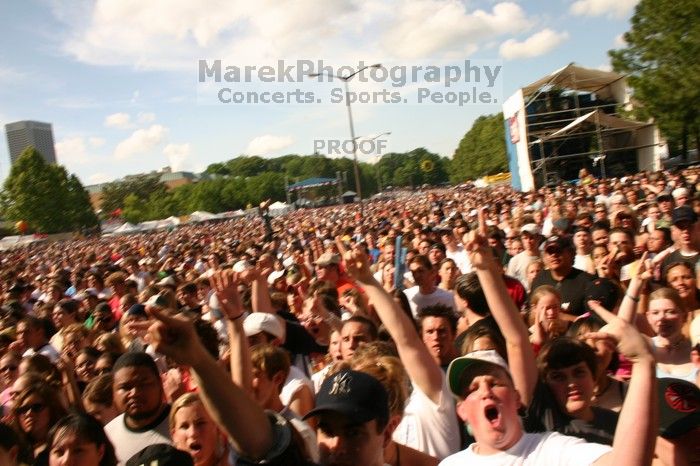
[4,0,694,233]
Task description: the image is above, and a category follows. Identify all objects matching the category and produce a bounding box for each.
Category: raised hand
[335,237,374,284]
[146,306,205,367]
[586,300,654,364]
[463,208,494,270]
[210,270,244,320]
[631,251,653,282]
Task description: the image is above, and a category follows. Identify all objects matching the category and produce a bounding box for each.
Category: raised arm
[145,297,273,460]
[466,212,538,405]
[618,252,650,324]
[339,240,445,403]
[466,237,539,405]
[587,302,657,466]
[245,266,275,314]
[211,271,254,396]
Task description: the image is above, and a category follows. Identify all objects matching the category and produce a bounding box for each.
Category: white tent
[164,216,181,226]
[189,211,216,222]
[113,222,139,234]
[137,220,161,231]
[268,201,293,217]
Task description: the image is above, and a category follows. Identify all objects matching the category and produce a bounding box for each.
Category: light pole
[356,132,391,193]
[308,63,381,217]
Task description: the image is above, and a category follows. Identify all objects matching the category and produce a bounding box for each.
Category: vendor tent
[189,211,216,222]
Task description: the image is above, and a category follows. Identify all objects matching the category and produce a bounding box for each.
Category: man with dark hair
[404,255,456,317]
[105,352,171,463]
[591,222,611,247]
[14,315,59,362]
[609,227,635,267]
[441,227,657,466]
[304,370,391,466]
[506,225,541,286]
[661,205,700,271]
[454,273,489,320]
[531,236,595,316]
[339,315,378,360]
[417,304,459,370]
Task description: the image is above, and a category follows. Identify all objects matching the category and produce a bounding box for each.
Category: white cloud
[245,135,294,156]
[137,112,156,123]
[499,29,569,60]
[56,137,91,164]
[89,137,106,148]
[569,0,639,18]
[104,112,132,129]
[383,1,532,58]
[597,63,613,72]
[54,0,537,69]
[614,34,626,47]
[163,143,191,171]
[0,66,24,83]
[114,124,168,159]
[89,172,112,184]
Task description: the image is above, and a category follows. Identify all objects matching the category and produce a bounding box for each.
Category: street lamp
[308,63,382,217]
[355,132,391,192]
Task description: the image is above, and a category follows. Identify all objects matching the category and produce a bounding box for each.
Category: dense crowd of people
[0,166,699,466]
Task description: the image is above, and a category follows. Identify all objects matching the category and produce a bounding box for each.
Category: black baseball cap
[657,377,700,439]
[672,205,697,226]
[303,369,389,425]
[543,235,574,253]
[584,278,621,312]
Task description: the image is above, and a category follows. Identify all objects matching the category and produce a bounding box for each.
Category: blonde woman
[528,285,569,348]
[170,393,230,466]
[645,287,698,383]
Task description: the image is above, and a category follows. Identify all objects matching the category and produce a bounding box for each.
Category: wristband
[625,293,640,303]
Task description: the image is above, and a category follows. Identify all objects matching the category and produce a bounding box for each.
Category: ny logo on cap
[329,372,352,396]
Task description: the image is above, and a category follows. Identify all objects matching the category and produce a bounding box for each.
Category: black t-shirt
[524,381,618,445]
[531,267,596,316]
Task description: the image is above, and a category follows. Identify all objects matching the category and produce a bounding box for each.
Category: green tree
[450,113,507,182]
[374,148,449,189]
[225,156,270,177]
[609,0,700,156]
[65,173,100,231]
[99,173,165,215]
[1,147,97,233]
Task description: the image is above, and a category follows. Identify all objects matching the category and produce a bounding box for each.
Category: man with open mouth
[439,225,657,466]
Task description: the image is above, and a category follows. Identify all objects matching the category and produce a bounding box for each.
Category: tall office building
[5,120,57,165]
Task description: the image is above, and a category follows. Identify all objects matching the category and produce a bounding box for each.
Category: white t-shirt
[280,365,314,406]
[439,432,610,466]
[23,343,60,363]
[447,247,473,274]
[574,254,595,275]
[507,251,540,286]
[403,286,456,318]
[393,378,461,460]
[105,410,172,464]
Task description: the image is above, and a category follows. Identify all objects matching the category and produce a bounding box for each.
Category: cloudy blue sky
[0,0,638,186]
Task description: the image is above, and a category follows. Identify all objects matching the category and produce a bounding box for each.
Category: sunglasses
[0,365,18,373]
[17,403,46,415]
